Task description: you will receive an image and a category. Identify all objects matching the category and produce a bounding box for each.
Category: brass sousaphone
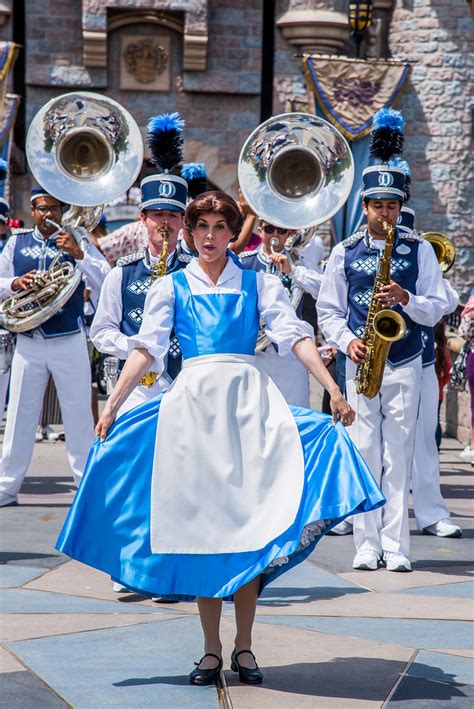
[0,92,144,333]
[238,112,354,350]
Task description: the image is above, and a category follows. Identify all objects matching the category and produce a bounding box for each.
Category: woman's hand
[95,406,116,442]
[330,392,355,427]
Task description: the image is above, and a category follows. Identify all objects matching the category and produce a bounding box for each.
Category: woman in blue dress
[57,191,384,686]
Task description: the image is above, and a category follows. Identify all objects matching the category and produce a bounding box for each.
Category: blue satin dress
[57,270,384,600]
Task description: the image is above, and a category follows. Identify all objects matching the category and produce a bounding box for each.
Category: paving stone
[388,676,474,707]
[219,617,412,708]
[256,616,474,651]
[340,567,473,592]
[0,588,168,615]
[397,581,474,598]
[24,560,197,615]
[255,591,472,621]
[0,646,26,674]
[0,613,179,642]
[0,565,47,588]
[408,650,474,686]
[0,671,66,707]
[8,616,219,708]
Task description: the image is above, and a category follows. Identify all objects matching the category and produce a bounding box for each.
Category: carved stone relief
[120,35,170,90]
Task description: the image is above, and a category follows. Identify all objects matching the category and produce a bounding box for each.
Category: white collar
[147,248,176,265]
[186,256,239,287]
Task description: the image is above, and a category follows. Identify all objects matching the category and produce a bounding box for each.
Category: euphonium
[354,221,407,399]
[421,232,456,273]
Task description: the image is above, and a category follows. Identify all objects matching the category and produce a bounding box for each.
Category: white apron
[150,354,305,554]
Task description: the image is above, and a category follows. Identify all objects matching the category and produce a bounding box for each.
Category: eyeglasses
[35,205,63,214]
[262,225,288,235]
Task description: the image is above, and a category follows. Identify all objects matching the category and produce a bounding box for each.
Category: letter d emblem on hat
[159,181,176,198]
[378,172,394,187]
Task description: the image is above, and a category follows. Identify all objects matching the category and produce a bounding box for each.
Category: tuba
[354,222,407,399]
[421,232,456,273]
[238,113,354,350]
[0,92,144,333]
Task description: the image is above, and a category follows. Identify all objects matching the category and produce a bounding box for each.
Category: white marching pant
[255,345,310,407]
[0,331,95,497]
[346,356,422,557]
[411,364,450,528]
[0,370,10,419]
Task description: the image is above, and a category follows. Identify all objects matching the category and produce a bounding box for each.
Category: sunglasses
[262,225,288,235]
[35,205,63,214]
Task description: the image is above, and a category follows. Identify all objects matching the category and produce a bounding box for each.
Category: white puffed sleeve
[257,272,314,357]
[90,268,129,358]
[128,275,175,373]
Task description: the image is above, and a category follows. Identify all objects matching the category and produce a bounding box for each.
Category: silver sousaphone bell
[239,113,354,351]
[0,92,144,333]
[238,112,354,231]
[26,91,144,208]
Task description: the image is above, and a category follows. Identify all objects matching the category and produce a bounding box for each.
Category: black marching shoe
[231,649,263,684]
[188,653,223,686]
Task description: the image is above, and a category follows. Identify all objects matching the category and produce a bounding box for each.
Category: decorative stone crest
[124,39,168,84]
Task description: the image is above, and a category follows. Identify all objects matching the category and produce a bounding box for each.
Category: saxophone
[141,223,170,388]
[354,221,407,399]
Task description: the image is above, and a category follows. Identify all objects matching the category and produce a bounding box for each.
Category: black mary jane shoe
[231,649,263,684]
[188,653,223,686]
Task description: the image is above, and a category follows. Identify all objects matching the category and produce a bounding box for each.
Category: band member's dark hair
[185,191,244,241]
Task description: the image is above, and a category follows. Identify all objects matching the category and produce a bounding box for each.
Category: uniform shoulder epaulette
[11,227,33,236]
[239,247,260,258]
[116,251,145,267]
[341,231,365,248]
[177,252,193,264]
[400,230,423,243]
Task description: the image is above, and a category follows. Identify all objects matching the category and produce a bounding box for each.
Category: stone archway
[82,0,208,71]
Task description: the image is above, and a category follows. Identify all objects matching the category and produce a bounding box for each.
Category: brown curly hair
[184,191,243,241]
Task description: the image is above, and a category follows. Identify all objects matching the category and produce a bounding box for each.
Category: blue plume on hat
[181,163,206,181]
[0,158,8,181]
[370,107,405,162]
[146,112,185,172]
[181,162,208,198]
[389,157,411,203]
[373,108,405,133]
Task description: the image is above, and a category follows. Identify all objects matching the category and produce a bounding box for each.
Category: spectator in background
[229,189,261,254]
[434,320,451,450]
[459,289,474,462]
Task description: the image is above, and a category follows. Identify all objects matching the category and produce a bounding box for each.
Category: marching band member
[240,221,322,406]
[91,114,190,417]
[0,198,12,419]
[398,207,462,538]
[57,190,384,685]
[0,188,110,506]
[317,109,449,571]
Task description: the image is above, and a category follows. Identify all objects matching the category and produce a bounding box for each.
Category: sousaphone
[0,92,144,333]
[238,113,354,349]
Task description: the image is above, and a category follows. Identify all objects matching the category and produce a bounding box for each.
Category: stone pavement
[0,427,472,707]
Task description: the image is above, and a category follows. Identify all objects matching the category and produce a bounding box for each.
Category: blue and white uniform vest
[421,326,435,368]
[343,228,422,367]
[172,269,260,357]
[12,228,84,338]
[119,249,189,380]
[240,245,303,318]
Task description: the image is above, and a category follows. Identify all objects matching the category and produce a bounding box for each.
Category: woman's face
[192,212,233,263]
